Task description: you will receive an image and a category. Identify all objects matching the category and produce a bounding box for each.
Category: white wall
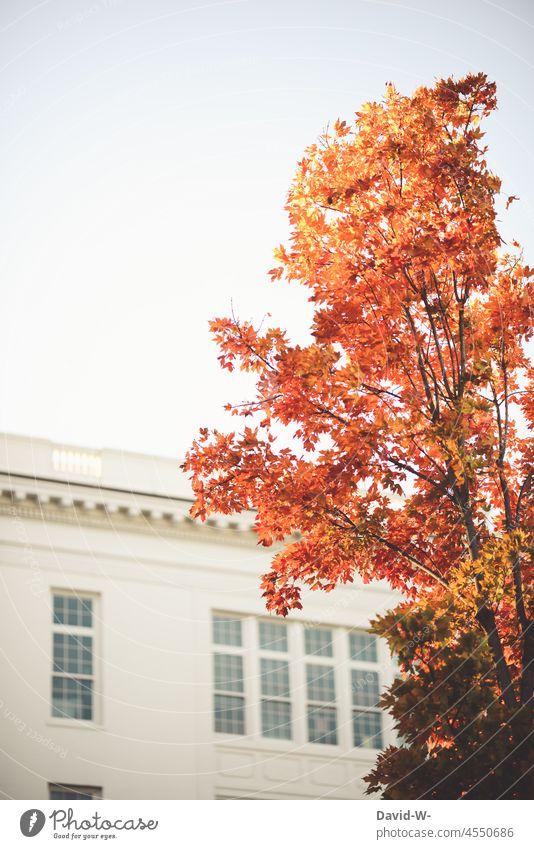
[0,434,401,800]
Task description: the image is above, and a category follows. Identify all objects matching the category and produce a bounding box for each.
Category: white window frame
[258,626,292,740]
[348,629,383,751]
[212,614,246,736]
[50,589,100,725]
[304,627,338,746]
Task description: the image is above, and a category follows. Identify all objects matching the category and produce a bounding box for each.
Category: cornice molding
[0,475,273,548]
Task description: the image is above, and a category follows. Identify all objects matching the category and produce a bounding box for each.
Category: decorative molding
[0,479,265,548]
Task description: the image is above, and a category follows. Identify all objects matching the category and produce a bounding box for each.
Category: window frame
[305,660,338,745]
[258,641,292,741]
[212,614,243,648]
[212,611,391,754]
[258,620,288,653]
[349,629,379,664]
[50,589,100,725]
[212,615,246,737]
[304,625,334,658]
[349,631,383,751]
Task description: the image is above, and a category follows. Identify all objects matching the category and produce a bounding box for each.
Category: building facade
[0,433,401,800]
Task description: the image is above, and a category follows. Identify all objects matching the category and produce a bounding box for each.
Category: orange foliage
[183,74,532,706]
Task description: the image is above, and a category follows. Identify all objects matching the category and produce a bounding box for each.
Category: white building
[0,433,401,801]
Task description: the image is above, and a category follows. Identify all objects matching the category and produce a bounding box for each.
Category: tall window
[51,592,97,722]
[305,628,337,745]
[350,630,383,749]
[213,615,245,735]
[259,620,291,739]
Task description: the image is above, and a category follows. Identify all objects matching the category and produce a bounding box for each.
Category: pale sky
[2,0,533,460]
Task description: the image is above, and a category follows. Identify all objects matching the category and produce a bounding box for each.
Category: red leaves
[333,118,350,137]
[183,74,532,673]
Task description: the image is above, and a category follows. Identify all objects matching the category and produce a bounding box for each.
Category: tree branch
[328,507,449,588]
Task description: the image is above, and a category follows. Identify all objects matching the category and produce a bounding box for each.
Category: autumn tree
[183,73,533,792]
[364,601,531,798]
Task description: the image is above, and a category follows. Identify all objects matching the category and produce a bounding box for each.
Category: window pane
[214,653,244,693]
[349,631,378,663]
[307,705,337,745]
[53,634,93,675]
[306,664,336,702]
[353,710,383,749]
[53,595,92,628]
[261,700,291,739]
[52,677,93,720]
[258,620,288,652]
[53,596,64,625]
[304,627,333,657]
[212,615,242,647]
[351,669,380,708]
[214,694,245,734]
[260,658,290,697]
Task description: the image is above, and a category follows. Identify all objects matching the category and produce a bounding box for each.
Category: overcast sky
[1,0,533,460]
